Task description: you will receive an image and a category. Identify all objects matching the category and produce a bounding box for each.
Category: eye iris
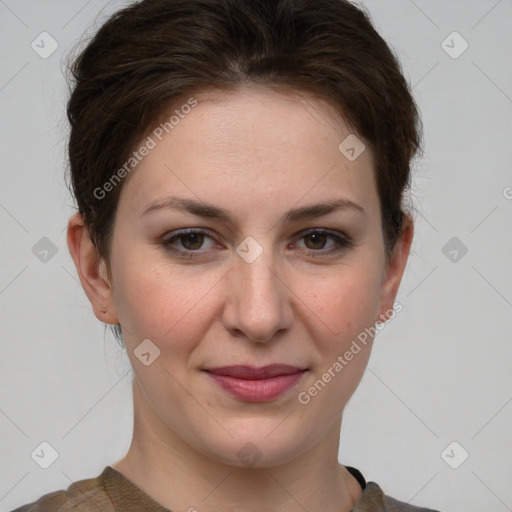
[304,233,327,250]
[181,233,204,250]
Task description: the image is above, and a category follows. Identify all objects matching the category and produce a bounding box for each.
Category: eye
[160,227,352,260]
[293,229,352,256]
[161,229,220,256]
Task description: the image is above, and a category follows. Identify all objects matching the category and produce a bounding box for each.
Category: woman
[12,0,439,510]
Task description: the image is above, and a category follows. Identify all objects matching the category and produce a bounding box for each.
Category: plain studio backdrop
[0,1,511,511]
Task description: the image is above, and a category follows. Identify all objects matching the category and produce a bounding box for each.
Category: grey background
[1,1,511,511]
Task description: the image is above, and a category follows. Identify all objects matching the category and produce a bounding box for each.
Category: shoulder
[354,481,441,512]
[9,468,113,512]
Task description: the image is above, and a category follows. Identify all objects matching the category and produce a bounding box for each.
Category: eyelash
[160,228,353,259]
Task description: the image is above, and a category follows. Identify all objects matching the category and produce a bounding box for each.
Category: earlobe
[66,212,119,324]
[377,214,414,323]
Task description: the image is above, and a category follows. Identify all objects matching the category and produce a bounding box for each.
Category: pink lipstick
[203,364,307,402]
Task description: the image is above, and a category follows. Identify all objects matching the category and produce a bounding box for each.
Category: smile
[203,365,308,402]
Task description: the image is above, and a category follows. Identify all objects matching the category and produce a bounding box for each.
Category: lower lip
[205,371,306,402]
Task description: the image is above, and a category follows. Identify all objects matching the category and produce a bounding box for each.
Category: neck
[112,380,362,512]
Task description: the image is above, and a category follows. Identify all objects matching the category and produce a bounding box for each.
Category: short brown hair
[66,0,422,264]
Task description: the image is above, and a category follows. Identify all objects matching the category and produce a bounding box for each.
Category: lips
[203,364,306,379]
[203,364,308,402]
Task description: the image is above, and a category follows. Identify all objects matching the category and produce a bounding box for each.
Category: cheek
[111,250,224,347]
[289,268,381,436]
[294,269,380,414]
[295,263,382,340]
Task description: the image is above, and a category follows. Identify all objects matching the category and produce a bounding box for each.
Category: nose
[221,247,294,343]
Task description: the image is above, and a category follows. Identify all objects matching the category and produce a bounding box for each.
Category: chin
[195,420,314,469]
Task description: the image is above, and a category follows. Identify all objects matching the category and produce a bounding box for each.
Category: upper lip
[203,364,306,379]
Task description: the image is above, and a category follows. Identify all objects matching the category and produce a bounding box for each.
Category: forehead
[118,86,378,220]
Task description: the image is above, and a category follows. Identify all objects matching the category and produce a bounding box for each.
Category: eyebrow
[141,196,366,223]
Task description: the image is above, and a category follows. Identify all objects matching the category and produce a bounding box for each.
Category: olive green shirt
[11,465,440,512]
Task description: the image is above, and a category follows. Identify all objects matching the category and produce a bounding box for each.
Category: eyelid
[294,227,350,241]
[291,228,353,253]
[160,228,222,255]
[160,227,353,258]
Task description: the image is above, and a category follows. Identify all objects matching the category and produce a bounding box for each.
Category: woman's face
[87,86,411,467]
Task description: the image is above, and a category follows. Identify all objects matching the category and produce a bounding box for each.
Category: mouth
[203,364,308,402]
[203,364,306,379]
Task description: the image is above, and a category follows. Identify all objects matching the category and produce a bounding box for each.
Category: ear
[66,212,119,324]
[376,213,414,323]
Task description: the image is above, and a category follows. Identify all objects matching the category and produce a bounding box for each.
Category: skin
[67,85,413,512]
